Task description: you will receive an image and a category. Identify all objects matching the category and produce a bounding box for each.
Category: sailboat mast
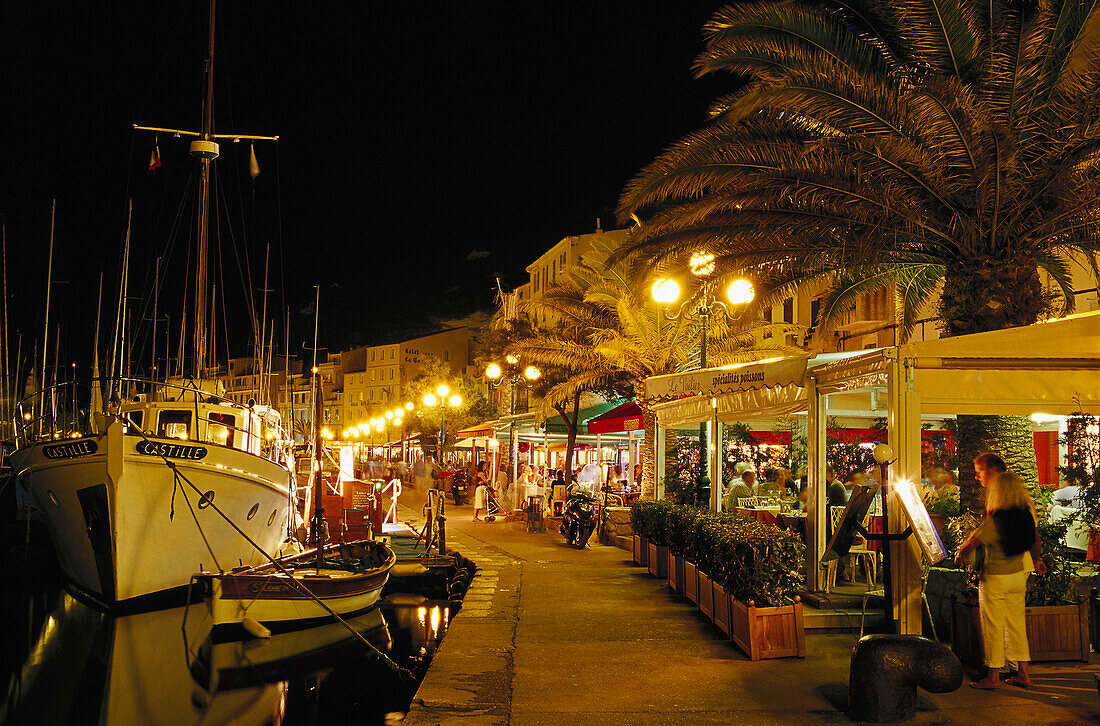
[192,0,218,379]
[41,199,55,428]
[259,243,269,403]
[1,222,9,415]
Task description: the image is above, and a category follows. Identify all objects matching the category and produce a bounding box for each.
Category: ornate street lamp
[423,384,462,464]
[651,253,755,507]
[486,357,541,484]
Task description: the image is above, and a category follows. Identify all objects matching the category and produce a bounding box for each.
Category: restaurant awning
[587,401,644,434]
[454,437,499,449]
[543,402,622,434]
[454,420,503,439]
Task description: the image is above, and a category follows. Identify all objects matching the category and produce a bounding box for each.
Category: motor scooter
[559,486,598,547]
[451,470,469,506]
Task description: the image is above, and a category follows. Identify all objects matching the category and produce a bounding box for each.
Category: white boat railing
[13,377,296,469]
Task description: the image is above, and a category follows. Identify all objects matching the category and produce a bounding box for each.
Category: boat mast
[40,200,55,431]
[192,0,218,380]
[1,221,9,416]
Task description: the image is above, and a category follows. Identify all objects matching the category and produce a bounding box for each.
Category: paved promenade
[398,489,1098,725]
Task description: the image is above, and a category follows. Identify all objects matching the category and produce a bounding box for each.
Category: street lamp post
[423,384,462,466]
[651,252,755,508]
[486,357,541,486]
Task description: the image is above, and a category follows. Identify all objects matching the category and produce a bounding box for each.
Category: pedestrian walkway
[397,489,1098,725]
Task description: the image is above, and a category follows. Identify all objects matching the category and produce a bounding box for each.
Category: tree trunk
[955,414,1040,516]
[640,398,657,499]
[553,391,581,487]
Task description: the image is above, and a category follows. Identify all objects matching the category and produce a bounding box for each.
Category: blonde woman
[956,458,1045,690]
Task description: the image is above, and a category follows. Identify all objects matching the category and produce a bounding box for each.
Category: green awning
[542,401,623,435]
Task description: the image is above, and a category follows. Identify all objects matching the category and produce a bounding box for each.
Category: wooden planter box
[952,598,1090,666]
[632,535,648,567]
[712,581,732,636]
[684,560,699,604]
[698,570,715,619]
[648,543,668,578]
[668,552,684,595]
[729,598,806,661]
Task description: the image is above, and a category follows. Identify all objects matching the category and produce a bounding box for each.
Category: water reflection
[2,590,450,725]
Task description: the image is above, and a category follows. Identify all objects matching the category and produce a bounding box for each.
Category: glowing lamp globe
[486,363,502,379]
[524,365,541,381]
[423,393,437,407]
[651,278,679,304]
[449,394,462,407]
[727,279,755,305]
[436,384,450,398]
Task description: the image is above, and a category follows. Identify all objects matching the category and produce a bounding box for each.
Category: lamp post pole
[696,289,711,508]
[651,257,755,510]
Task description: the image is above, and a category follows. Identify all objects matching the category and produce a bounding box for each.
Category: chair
[825,506,878,592]
[737,496,759,508]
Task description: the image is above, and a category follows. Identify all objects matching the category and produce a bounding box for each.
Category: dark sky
[3,2,727,376]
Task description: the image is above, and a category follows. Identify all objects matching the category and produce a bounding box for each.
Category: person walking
[956,454,1045,690]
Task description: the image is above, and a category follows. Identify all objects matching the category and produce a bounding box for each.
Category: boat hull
[10,421,293,605]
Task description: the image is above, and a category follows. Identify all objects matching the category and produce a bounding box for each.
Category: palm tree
[616,0,1100,513]
[510,237,802,499]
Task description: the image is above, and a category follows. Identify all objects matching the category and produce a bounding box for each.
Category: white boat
[10,382,297,606]
[8,0,295,608]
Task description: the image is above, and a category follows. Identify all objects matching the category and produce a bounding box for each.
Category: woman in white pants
[956,458,1045,690]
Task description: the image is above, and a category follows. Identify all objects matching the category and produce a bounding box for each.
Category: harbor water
[1,523,458,726]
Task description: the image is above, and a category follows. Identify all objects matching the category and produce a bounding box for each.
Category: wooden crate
[712,582,732,636]
[647,543,668,578]
[698,570,715,619]
[729,599,806,661]
[632,535,648,567]
[668,552,684,595]
[952,599,1090,664]
[1027,601,1090,662]
[684,560,699,604]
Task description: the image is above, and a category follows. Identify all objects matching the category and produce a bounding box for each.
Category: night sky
[3,2,728,376]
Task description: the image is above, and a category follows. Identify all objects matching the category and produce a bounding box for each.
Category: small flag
[148,139,162,172]
[249,142,260,179]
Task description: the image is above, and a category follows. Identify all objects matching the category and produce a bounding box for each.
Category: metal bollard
[849,634,962,722]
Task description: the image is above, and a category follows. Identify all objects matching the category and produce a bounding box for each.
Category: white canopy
[652,311,1100,426]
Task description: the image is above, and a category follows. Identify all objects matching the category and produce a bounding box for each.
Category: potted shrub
[664,505,689,595]
[682,508,709,605]
[713,513,807,660]
[647,500,671,579]
[630,501,652,567]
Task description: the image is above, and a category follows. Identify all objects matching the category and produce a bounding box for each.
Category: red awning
[588,402,644,434]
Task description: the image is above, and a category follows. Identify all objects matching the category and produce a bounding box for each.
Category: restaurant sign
[645,356,809,400]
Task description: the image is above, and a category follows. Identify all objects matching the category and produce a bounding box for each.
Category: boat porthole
[247,503,259,520]
[48,490,60,507]
[267,509,278,526]
[198,490,216,509]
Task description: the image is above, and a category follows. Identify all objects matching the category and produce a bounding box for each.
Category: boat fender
[242,617,272,639]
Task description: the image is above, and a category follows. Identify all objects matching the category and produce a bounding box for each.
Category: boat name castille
[43,440,99,459]
[135,441,209,460]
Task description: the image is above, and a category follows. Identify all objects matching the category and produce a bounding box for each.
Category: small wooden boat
[196,539,396,639]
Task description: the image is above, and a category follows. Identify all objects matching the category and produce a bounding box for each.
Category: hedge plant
[631,501,805,606]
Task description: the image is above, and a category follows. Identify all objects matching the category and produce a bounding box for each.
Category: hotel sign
[135,440,209,461]
[645,356,809,400]
[43,439,99,459]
